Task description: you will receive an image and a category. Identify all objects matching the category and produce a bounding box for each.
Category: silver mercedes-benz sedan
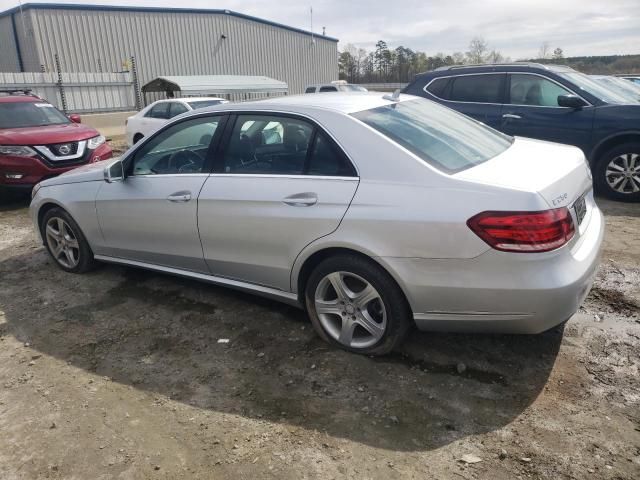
[30,92,604,355]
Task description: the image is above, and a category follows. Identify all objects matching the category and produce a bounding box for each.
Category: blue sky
[1,0,639,58]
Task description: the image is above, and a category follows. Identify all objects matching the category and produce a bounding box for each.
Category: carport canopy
[141,75,288,96]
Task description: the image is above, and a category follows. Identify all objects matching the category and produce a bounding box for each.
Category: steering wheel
[167,150,203,173]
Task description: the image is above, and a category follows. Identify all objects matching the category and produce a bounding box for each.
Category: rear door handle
[282,192,318,207]
[502,113,522,119]
[167,191,192,202]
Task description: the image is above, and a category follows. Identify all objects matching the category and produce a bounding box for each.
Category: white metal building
[0,3,339,95]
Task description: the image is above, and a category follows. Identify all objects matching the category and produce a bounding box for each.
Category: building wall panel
[23,7,337,95]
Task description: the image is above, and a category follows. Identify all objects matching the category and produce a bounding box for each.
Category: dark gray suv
[403,63,640,202]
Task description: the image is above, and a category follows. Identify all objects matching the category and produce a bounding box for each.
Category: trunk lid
[455,137,592,208]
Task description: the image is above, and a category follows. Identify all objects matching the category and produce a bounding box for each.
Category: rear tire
[305,254,412,356]
[133,133,144,144]
[594,142,640,202]
[40,207,96,273]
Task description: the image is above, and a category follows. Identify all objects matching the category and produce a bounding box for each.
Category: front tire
[41,207,96,273]
[594,142,640,202]
[305,254,411,355]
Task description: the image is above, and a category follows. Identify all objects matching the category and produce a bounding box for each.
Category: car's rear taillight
[467,207,575,253]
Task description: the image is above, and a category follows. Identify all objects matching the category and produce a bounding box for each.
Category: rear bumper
[0,144,112,188]
[383,198,605,334]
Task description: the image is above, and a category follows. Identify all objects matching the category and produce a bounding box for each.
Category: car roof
[200,92,415,115]
[417,62,576,78]
[152,97,226,104]
[0,95,41,103]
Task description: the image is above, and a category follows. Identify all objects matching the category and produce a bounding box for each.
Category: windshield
[352,99,513,174]
[591,76,640,103]
[0,101,70,128]
[559,72,635,104]
[339,85,368,92]
[187,100,225,109]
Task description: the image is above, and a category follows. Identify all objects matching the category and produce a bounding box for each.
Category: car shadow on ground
[0,248,564,452]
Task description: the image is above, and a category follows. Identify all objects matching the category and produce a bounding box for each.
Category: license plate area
[573,195,587,226]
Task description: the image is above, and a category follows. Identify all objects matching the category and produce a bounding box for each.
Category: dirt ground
[0,184,638,479]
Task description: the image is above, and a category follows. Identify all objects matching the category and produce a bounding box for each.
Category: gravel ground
[0,183,638,479]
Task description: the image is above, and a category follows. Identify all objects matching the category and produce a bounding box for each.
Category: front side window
[319,86,338,92]
[0,101,70,128]
[305,87,316,93]
[449,74,503,103]
[130,116,221,175]
[509,74,571,107]
[145,102,170,119]
[352,98,513,174]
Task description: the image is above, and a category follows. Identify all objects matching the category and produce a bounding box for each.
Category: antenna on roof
[383,89,401,102]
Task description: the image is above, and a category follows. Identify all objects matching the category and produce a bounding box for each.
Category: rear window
[0,101,70,128]
[449,74,503,103]
[351,99,513,174]
[187,100,225,109]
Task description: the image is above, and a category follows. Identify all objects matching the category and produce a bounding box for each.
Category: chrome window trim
[34,140,87,161]
[423,71,593,108]
[125,108,361,178]
[208,173,359,180]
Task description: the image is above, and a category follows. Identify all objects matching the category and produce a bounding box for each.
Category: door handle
[282,192,318,207]
[167,191,192,202]
[502,113,522,120]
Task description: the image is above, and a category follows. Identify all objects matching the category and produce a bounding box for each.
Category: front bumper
[0,143,112,188]
[383,195,605,334]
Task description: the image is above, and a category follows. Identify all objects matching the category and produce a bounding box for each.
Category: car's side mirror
[104,159,124,183]
[558,94,588,109]
[69,113,82,123]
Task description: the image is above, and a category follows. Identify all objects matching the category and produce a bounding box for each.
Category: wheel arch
[36,201,78,243]
[292,244,414,317]
[589,131,640,165]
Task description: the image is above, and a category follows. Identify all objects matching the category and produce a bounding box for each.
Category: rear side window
[319,86,338,92]
[425,77,450,98]
[305,87,316,93]
[307,132,356,177]
[352,99,513,174]
[449,74,503,103]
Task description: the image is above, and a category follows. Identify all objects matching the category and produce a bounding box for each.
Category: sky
[1,0,639,59]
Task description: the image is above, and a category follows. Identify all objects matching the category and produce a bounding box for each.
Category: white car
[305,81,368,93]
[125,97,227,146]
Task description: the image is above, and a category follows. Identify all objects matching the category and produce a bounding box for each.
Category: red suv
[0,91,112,193]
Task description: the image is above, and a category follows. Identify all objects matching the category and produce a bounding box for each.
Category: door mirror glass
[69,113,81,123]
[104,159,124,183]
[557,94,588,109]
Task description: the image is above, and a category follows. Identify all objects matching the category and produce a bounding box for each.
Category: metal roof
[142,75,289,95]
[0,3,339,42]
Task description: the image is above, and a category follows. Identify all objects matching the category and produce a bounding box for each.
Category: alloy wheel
[605,153,640,194]
[45,217,80,269]
[314,271,387,349]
